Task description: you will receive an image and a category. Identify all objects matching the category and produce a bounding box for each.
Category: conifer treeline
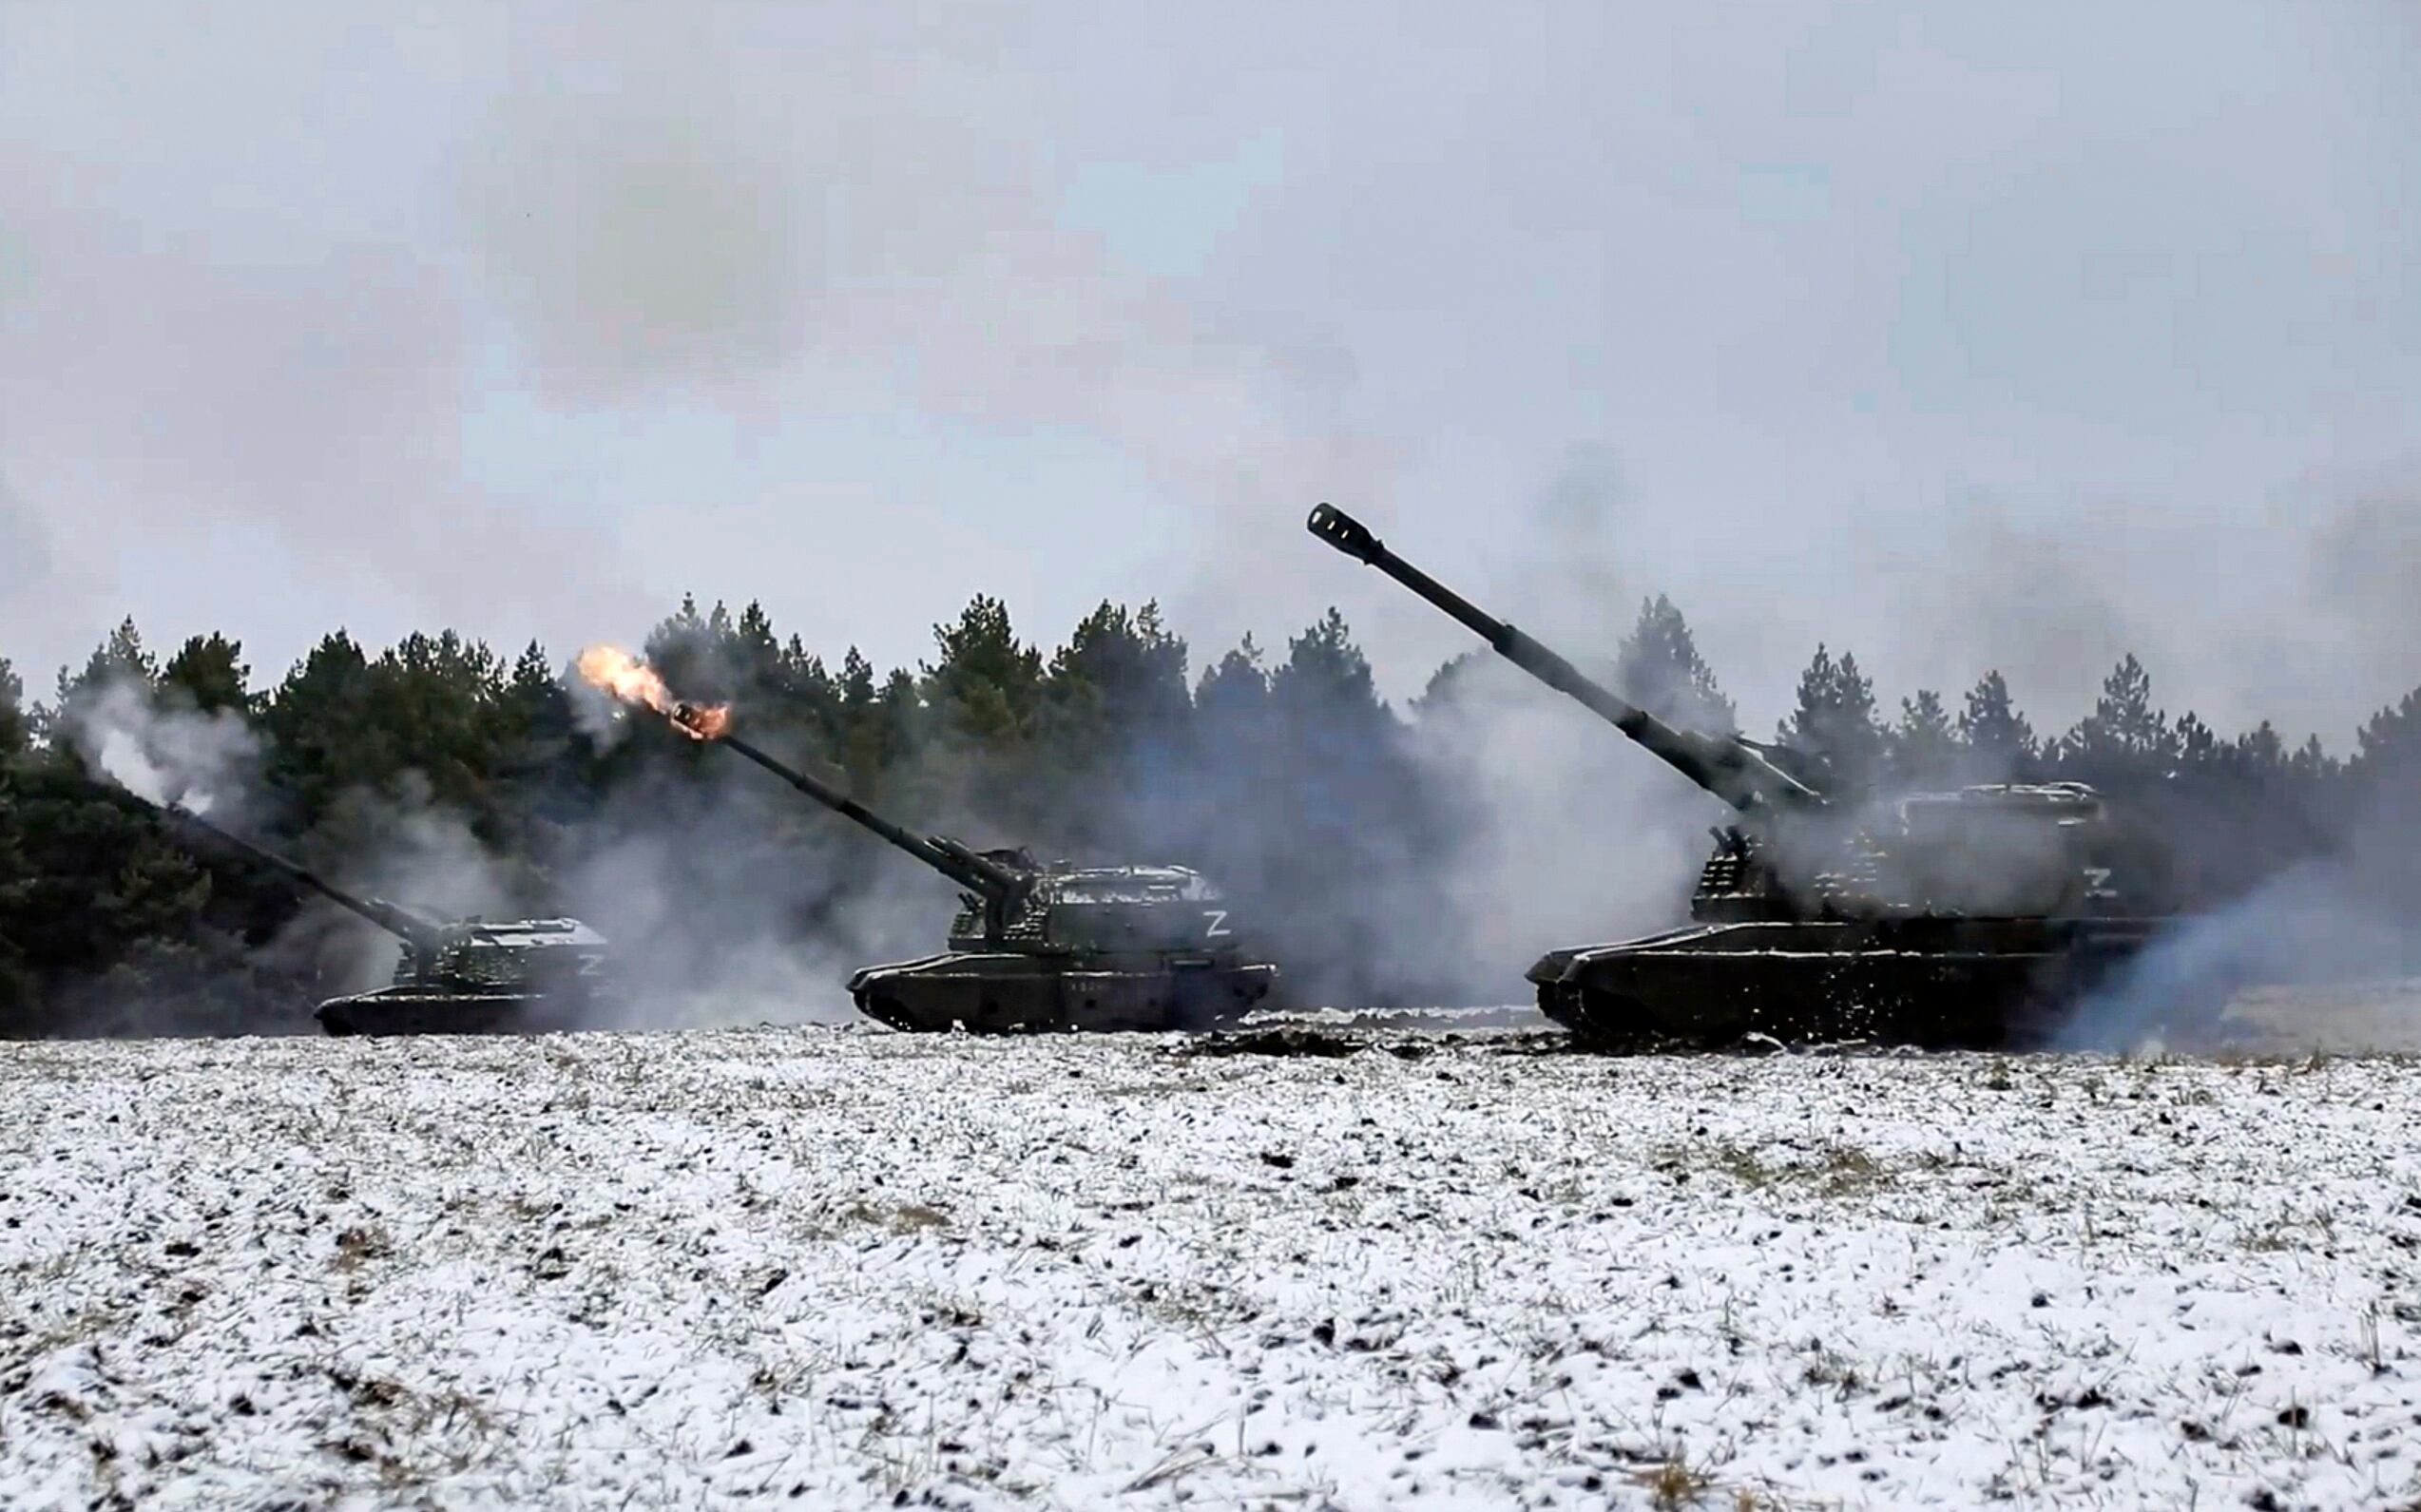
[1,591,2415,1036]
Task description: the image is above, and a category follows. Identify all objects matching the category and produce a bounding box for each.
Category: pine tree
[1615,595,1735,733]
[0,775,30,1020]
[1248,608,1451,1005]
[2350,684,2421,892]
[781,637,846,756]
[2354,687,2421,777]
[483,640,583,850]
[261,632,379,829]
[2062,654,2178,773]
[1271,609,1386,733]
[2171,711,2221,770]
[0,654,25,757]
[923,595,1042,744]
[60,618,160,699]
[498,639,573,750]
[644,592,721,700]
[2289,732,2335,780]
[731,601,788,706]
[0,757,215,1036]
[1892,688,1959,784]
[45,618,161,738]
[0,654,29,1016]
[1046,602,1190,749]
[360,631,509,813]
[1033,601,1194,847]
[1957,670,2037,774]
[160,634,255,716]
[876,668,926,777]
[1196,635,1270,734]
[2236,720,2287,774]
[1408,650,1487,722]
[1185,635,1276,862]
[835,647,884,785]
[1778,644,1883,793]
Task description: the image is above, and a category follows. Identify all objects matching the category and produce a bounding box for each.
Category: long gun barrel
[161,804,447,943]
[1306,503,1824,821]
[690,717,1028,900]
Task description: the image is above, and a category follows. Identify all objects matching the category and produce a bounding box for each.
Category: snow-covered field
[6,1018,2421,1509]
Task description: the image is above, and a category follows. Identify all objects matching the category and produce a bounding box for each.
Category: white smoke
[2056,860,2421,1054]
[548,759,947,1032]
[1408,657,1711,986]
[66,677,259,820]
[93,728,174,808]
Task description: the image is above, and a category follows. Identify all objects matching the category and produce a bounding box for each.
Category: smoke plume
[2057,861,2421,1054]
[65,678,260,822]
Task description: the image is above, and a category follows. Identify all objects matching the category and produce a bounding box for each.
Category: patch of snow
[4,1027,2420,1508]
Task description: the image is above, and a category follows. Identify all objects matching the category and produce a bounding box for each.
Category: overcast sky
[4,1,2415,742]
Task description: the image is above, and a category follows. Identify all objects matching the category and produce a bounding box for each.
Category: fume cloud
[65,678,260,821]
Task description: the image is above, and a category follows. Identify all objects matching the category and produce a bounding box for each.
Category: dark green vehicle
[162,804,612,1036]
[1308,502,2181,1048]
[683,710,1280,1033]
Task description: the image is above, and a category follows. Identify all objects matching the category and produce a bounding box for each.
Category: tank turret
[1307,502,2181,1048]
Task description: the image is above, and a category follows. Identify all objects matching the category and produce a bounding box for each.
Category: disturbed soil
[4,1015,2421,1509]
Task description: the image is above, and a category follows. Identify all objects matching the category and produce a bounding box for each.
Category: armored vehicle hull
[316,986,596,1038]
[849,953,1279,1034]
[1528,916,2174,1049]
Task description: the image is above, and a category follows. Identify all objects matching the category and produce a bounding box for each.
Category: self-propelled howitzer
[1308,502,2179,1048]
[161,803,612,1037]
[673,704,1278,1033]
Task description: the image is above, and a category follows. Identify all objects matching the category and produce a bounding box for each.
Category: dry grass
[329,1223,393,1273]
[837,1199,951,1234]
[1631,1452,1726,1509]
[1677,1140,1893,1198]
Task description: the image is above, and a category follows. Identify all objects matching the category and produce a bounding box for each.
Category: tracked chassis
[849,953,1279,1034]
[1528,916,2173,1049]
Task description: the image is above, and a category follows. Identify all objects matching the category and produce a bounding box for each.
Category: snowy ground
[6,1016,2421,1509]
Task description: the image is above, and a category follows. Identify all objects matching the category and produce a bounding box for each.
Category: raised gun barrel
[678,707,1028,901]
[161,803,448,944]
[1306,503,1824,821]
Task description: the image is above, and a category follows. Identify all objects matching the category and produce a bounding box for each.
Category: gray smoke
[64,677,261,823]
[2057,861,2421,1055]
[555,810,945,1033]
[1407,657,1709,978]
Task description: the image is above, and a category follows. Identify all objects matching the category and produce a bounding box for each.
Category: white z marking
[1202,909,1232,939]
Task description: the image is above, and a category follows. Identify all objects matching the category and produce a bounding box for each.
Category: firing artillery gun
[611,677,1278,1032]
[160,804,611,1036]
[1307,502,2179,1048]
[677,707,1278,1032]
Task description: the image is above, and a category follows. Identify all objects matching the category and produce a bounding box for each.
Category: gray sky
[4,0,2415,742]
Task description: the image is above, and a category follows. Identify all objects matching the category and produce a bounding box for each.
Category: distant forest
[2,589,2416,1037]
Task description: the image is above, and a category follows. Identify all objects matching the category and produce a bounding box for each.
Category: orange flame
[575,645,732,740]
